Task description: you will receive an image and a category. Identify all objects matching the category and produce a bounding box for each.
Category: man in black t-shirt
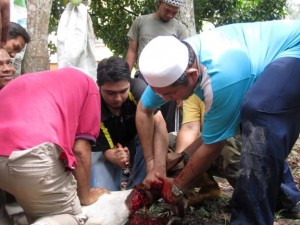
[91,56,168,191]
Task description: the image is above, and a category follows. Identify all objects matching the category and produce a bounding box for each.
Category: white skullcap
[162,0,185,7]
[139,36,188,88]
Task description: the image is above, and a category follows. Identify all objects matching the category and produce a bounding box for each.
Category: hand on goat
[156,173,189,217]
[81,188,109,206]
[142,168,164,190]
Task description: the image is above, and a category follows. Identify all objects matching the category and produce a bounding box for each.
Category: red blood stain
[126,184,154,214]
[126,184,169,225]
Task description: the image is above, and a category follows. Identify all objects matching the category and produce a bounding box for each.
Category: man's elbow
[73,139,92,156]
[153,110,165,124]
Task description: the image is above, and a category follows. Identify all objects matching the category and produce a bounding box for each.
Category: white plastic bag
[57,2,97,81]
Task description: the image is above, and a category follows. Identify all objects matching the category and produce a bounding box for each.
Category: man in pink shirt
[0,67,106,225]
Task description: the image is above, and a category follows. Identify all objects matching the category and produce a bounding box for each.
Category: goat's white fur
[82,189,132,225]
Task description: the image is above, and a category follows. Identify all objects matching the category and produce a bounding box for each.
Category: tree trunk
[22,0,53,73]
[178,0,196,36]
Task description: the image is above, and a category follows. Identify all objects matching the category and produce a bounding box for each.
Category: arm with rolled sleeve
[73,83,107,205]
[175,94,205,153]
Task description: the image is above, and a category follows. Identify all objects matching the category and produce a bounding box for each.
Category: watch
[171,184,183,197]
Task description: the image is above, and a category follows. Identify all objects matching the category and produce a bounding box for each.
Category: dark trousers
[231,57,300,225]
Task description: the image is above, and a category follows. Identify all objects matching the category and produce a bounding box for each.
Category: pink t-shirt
[0,67,100,168]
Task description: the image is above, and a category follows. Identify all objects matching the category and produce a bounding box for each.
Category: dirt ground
[1,138,299,225]
[129,137,300,225]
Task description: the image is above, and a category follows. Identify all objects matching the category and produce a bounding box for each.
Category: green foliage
[48,40,57,56]
[88,0,156,57]
[49,0,65,34]
[194,0,287,32]
[48,0,65,54]
[50,0,287,57]
[194,206,211,218]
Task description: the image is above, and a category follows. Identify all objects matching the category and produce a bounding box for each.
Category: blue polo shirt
[141,20,300,144]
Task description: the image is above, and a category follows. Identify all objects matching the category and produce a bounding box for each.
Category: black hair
[96,56,131,87]
[171,40,196,86]
[8,22,30,43]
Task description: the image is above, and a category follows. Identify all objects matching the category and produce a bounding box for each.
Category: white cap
[139,36,188,88]
[162,0,185,7]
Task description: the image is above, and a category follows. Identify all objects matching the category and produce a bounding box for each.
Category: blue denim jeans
[231,58,300,225]
[90,137,146,191]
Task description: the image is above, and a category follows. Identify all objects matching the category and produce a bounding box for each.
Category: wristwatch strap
[181,151,190,165]
[171,183,184,197]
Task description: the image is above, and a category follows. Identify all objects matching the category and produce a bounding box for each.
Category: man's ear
[187,68,199,81]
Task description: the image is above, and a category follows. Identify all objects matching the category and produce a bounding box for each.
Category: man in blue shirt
[136,20,300,224]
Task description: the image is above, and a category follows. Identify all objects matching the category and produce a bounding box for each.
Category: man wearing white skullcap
[125,0,188,134]
[126,1,223,201]
[162,0,184,7]
[136,20,300,224]
[139,36,189,88]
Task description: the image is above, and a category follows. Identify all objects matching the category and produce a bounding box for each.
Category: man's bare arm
[152,110,168,176]
[136,101,156,172]
[0,0,10,46]
[125,39,138,71]
[136,101,171,188]
[175,121,201,153]
[175,140,226,192]
[73,139,107,205]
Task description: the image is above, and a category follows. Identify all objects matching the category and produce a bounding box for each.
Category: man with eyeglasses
[136,20,300,225]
